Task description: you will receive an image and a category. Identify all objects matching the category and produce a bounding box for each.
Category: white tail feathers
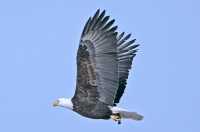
[110,106,143,121]
[120,111,143,120]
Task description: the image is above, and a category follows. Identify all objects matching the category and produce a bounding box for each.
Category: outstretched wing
[73,9,119,106]
[114,33,139,104]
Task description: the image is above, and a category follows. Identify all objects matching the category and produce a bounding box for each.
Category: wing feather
[114,33,139,104]
[74,10,119,106]
[73,9,139,106]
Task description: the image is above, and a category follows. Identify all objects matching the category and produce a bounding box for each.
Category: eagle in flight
[53,9,143,124]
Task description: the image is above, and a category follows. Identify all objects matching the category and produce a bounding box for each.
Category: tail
[120,111,143,120]
[110,106,143,121]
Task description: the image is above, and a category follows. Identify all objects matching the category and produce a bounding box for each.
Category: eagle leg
[111,113,121,125]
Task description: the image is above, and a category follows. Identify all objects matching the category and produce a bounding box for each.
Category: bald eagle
[53,9,143,124]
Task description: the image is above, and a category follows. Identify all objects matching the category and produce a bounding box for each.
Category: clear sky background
[0,0,199,131]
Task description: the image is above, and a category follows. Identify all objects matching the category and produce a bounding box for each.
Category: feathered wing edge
[114,33,139,104]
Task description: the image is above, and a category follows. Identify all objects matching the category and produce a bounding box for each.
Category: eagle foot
[111,113,121,125]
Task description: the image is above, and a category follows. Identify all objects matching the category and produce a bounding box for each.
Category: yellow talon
[111,113,121,124]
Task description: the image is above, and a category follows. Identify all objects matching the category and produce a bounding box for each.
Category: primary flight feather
[53,9,143,124]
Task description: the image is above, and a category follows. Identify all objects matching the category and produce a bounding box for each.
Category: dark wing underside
[114,33,139,104]
[73,9,139,106]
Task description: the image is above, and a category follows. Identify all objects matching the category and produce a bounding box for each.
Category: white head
[52,98,73,110]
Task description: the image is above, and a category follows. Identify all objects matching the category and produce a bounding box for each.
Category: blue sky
[0,0,200,131]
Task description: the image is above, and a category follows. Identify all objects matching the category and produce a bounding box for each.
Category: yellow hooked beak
[52,100,59,107]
